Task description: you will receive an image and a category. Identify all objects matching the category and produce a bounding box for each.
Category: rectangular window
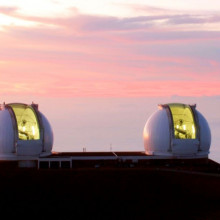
[9,104,40,140]
[169,104,196,139]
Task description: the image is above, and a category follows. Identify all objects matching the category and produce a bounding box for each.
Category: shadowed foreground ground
[0,166,219,219]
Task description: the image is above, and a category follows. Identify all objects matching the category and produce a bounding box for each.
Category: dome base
[145,150,209,159]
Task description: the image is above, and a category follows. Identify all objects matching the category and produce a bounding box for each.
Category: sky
[0,1,220,162]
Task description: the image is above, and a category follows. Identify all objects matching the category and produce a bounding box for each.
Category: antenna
[31,102,38,110]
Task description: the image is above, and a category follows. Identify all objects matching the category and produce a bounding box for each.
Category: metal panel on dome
[8,104,40,141]
[168,104,196,140]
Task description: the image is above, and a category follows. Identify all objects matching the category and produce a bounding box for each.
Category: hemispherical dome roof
[0,103,53,157]
[143,103,211,158]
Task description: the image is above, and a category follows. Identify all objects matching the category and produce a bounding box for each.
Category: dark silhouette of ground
[0,165,219,219]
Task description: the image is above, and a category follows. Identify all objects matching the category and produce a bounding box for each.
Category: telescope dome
[143,103,211,158]
[0,103,53,157]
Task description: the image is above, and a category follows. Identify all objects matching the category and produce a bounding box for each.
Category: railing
[38,157,72,169]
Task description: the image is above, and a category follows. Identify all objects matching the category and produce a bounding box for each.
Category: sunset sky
[0,1,220,161]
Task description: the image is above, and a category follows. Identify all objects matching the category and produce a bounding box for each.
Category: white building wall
[196,110,211,153]
[143,106,211,158]
[143,109,170,155]
[40,112,53,154]
[0,110,14,154]
[0,104,54,157]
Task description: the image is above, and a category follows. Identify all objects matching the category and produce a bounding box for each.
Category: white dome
[0,103,53,157]
[143,103,211,158]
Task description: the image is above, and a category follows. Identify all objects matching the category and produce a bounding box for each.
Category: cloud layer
[0,4,220,97]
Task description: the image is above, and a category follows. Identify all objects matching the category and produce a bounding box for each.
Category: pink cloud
[0,6,18,15]
[0,6,220,98]
[1,5,220,32]
[0,79,220,98]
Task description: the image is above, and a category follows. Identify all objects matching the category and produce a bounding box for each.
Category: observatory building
[0,103,53,159]
[0,101,214,169]
[143,103,211,158]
